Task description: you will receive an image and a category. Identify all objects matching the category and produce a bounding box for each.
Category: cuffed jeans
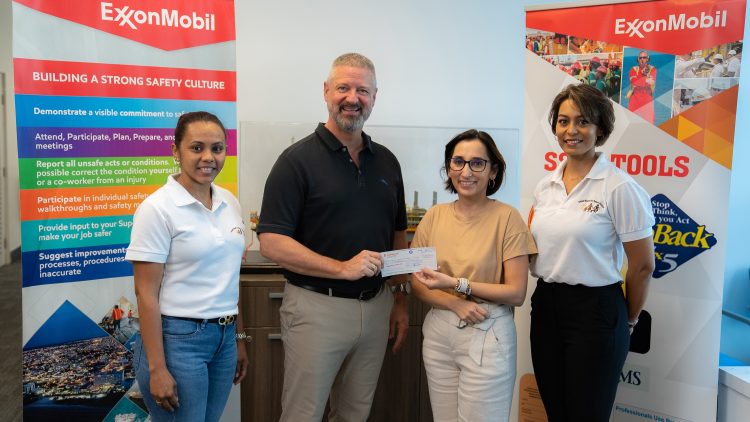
[422,304,517,422]
[134,316,237,422]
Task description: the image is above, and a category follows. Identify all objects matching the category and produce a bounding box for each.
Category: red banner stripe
[14,58,236,101]
[14,0,236,51]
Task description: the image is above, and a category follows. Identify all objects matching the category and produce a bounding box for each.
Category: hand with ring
[150,367,179,412]
[340,250,383,280]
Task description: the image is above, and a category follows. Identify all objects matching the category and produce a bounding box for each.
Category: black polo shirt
[257,123,407,294]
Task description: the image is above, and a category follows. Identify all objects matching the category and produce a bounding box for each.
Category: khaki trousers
[279,282,393,422]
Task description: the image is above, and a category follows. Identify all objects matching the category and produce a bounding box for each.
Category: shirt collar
[315,122,374,154]
[551,152,609,184]
[166,174,226,210]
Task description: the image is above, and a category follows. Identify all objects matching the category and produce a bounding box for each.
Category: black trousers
[530,279,629,422]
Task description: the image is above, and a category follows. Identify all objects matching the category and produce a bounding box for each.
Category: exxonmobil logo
[100,2,215,31]
[526,0,745,56]
[615,10,728,38]
[15,0,235,51]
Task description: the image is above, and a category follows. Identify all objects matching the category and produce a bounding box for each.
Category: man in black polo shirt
[257,52,409,421]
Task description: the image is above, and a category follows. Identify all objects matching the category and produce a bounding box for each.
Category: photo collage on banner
[13,0,237,420]
[519,1,745,421]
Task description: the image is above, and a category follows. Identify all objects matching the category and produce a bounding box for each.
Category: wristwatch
[390,282,410,295]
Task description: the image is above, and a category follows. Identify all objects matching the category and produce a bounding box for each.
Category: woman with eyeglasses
[410,129,537,421]
[529,84,655,421]
[126,111,248,421]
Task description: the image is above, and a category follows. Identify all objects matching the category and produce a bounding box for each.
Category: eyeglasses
[449,157,488,172]
[638,56,649,60]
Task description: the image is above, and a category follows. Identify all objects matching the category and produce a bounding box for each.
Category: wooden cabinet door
[241,328,284,422]
[240,285,284,328]
[368,325,423,422]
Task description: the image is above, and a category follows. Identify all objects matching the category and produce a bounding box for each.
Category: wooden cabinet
[239,272,433,422]
[239,274,286,422]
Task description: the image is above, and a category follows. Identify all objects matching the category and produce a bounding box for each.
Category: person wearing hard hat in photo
[627,51,657,124]
[608,60,622,102]
[691,87,712,105]
[710,53,730,93]
[726,48,741,77]
[675,52,706,79]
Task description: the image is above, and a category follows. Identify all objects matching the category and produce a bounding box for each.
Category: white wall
[236,0,524,128]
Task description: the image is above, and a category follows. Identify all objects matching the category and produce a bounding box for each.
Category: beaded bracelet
[455,277,471,295]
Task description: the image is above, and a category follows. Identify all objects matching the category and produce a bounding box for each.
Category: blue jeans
[134,316,237,422]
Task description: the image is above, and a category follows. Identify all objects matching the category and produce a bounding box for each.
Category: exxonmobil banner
[527,0,746,55]
[14,0,236,50]
[520,0,745,421]
[14,0,237,420]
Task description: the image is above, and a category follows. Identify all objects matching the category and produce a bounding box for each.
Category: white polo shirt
[126,175,245,318]
[530,153,654,287]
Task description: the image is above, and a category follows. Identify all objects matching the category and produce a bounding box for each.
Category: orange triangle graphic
[676,115,703,140]
[707,113,737,143]
[681,132,705,152]
[659,117,679,138]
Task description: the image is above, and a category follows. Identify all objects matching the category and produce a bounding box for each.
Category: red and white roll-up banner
[519,1,745,421]
[14,1,237,420]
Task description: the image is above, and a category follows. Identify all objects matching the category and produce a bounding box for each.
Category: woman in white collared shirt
[126,111,248,422]
[529,84,655,422]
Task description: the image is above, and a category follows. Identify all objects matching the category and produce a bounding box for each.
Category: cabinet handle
[268,292,284,299]
[268,333,282,341]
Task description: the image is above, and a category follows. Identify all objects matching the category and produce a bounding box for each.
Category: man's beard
[331,103,371,133]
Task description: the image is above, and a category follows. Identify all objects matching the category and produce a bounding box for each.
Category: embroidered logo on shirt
[651,194,716,278]
[578,199,604,213]
[230,226,244,235]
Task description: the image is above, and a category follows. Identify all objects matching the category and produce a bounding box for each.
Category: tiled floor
[0,262,22,422]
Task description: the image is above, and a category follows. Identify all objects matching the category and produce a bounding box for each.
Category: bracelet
[455,278,471,295]
[235,332,252,342]
[627,318,639,328]
[390,282,409,295]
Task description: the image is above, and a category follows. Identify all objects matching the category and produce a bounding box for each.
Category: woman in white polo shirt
[411,129,537,421]
[529,84,655,421]
[126,111,248,422]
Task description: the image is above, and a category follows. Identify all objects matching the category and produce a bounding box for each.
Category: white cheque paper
[380,247,437,277]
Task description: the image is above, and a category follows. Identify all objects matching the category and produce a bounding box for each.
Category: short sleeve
[257,153,306,236]
[411,207,435,248]
[501,208,538,261]
[125,201,171,263]
[609,180,655,242]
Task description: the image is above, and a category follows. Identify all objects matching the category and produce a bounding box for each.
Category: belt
[291,282,382,301]
[162,314,237,325]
